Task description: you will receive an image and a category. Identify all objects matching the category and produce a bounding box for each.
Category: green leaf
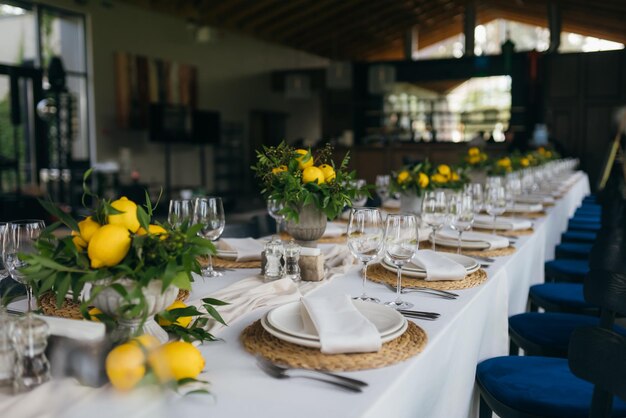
[136,205,150,231]
[172,271,191,290]
[55,273,72,308]
[201,297,229,306]
[203,303,227,325]
[39,199,79,231]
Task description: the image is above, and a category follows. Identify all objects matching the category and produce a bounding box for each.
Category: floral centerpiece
[463,147,489,168]
[489,156,514,176]
[22,173,226,345]
[390,162,431,213]
[252,142,359,242]
[429,164,467,190]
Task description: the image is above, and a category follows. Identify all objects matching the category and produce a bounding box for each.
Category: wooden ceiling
[122,0,626,61]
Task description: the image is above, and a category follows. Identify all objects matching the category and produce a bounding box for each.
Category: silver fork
[256,357,363,392]
[382,282,458,299]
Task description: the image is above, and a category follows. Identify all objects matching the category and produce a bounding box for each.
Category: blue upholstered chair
[568,220,601,232]
[545,259,590,282]
[528,283,597,314]
[561,230,597,243]
[555,242,593,260]
[477,269,626,418]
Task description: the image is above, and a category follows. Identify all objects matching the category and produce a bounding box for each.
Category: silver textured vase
[400,193,423,215]
[91,279,178,343]
[285,204,327,247]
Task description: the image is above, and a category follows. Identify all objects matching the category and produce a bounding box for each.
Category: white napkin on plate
[322,222,345,238]
[36,315,105,342]
[437,228,509,249]
[300,294,381,354]
[515,195,554,204]
[190,276,302,333]
[474,214,532,231]
[217,238,263,261]
[412,250,466,281]
[507,203,543,213]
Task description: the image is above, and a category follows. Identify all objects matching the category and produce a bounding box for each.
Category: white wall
[39,0,327,190]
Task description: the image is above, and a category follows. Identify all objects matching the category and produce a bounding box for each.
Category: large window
[0,1,89,161]
[418,19,624,59]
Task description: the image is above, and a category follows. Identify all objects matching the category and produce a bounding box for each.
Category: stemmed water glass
[0,223,8,282]
[449,193,475,254]
[193,197,225,278]
[347,208,384,303]
[3,220,45,311]
[351,179,368,207]
[168,199,192,227]
[505,175,522,221]
[375,175,390,205]
[383,213,419,310]
[267,199,285,236]
[485,186,507,235]
[421,190,447,251]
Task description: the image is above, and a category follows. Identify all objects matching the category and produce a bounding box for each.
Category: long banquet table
[1,172,590,418]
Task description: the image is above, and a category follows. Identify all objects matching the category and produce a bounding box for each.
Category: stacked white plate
[515,195,555,205]
[381,253,479,278]
[430,234,494,250]
[260,301,408,348]
[216,249,238,259]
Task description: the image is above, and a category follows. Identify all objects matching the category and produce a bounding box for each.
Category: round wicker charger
[38,289,190,320]
[474,228,534,237]
[508,211,546,219]
[436,245,516,257]
[211,257,261,269]
[367,263,488,291]
[241,320,427,371]
[279,232,347,245]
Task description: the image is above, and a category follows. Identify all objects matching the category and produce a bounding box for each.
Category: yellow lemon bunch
[105,336,205,391]
[431,164,460,184]
[520,157,530,167]
[157,300,193,328]
[396,170,429,189]
[466,147,488,165]
[295,149,336,185]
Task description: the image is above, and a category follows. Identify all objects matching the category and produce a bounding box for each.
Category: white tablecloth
[0,173,591,418]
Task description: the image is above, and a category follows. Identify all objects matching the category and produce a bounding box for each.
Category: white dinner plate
[266,300,406,341]
[430,235,491,250]
[261,312,408,349]
[381,254,479,278]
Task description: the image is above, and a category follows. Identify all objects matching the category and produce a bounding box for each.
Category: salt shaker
[263,237,284,282]
[12,314,51,392]
[283,240,301,282]
[0,307,15,386]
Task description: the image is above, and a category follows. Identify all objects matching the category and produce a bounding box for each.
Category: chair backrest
[583,270,626,317]
[568,327,626,417]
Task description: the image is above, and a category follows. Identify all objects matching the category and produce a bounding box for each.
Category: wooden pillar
[404,25,418,61]
[464,0,476,56]
[547,2,561,53]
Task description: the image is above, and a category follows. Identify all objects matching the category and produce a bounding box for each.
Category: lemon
[451,172,460,181]
[137,224,167,239]
[497,158,511,168]
[294,149,313,170]
[397,170,410,183]
[468,155,480,164]
[71,233,87,250]
[132,334,161,352]
[148,341,205,382]
[431,173,448,184]
[157,300,192,328]
[87,224,131,269]
[88,307,103,321]
[437,164,451,178]
[318,164,336,182]
[302,166,325,184]
[106,343,146,391]
[271,165,288,174]
[108,197,140,233]
[71,216,101,250]
[468,147,480,156]
[418,172,429,188]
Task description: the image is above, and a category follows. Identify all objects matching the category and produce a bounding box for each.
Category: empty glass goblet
[485,185,507,235]
[193,197,225,278]
[448,193,475,254]
[267,199,285,236]
[421,190,447,251]
[347,208,384,303]
[383,213,419,310]
[168,199,192,227]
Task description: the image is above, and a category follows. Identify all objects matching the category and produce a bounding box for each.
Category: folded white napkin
[418,226,432,242]
[383,199,401,209]
[190,276,302,333]
[412,250,466,281]
[217,238,263,261]
[515,195,554,204]
[473,214,532,231]
[300,294,381,354]
[323,222,345,238]
[36,315,105,342]
[507,203,543,213]
[437,228,509,249]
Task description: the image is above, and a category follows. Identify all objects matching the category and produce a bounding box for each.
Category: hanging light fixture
[368,64,396,95]
[326,61,352,90]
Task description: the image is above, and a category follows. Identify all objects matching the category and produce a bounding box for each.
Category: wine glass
[449,193,475,254]
[3,220,45,311]
[485,186,507,235]
[193,197,225,278]
[0,223,8,281]
[168,199,192,227]
[267,199,284,236]
[421,190,447,251]
[383,213,419,309]
[505,176,522,221]
[375,175,390,205]
[347,208,384,303]
[351,179,368,207]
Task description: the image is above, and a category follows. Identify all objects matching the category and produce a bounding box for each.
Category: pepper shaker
[0,307,15,386]
[12,314,51,392]
[263,237,284,282]
[283,240,301,282]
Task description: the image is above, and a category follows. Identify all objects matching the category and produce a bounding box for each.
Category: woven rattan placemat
[474,228,534,237]
[509,211,546,219]
[38,289,190,319]
[241,320,427,371]
[211,257,261,269]
[279,233,346,245]
[436,245,516,257]
[368,264,488,291]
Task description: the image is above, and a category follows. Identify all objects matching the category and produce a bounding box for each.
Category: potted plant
[429,163,468,191]
[21,174,225,344]
[252,142,359,245]
[390,162,431,214]
[463,147,489,183]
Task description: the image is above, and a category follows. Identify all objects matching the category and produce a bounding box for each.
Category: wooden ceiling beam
[219,0,282,27]
[236,0,312,32]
